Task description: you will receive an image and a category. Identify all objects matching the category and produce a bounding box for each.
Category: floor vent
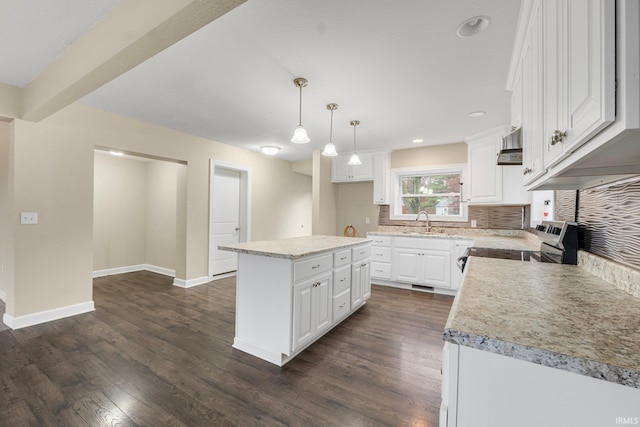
[411,284,434,292]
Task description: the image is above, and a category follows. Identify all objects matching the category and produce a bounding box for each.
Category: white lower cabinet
[442,343,640,427]
[367,233,471,294]
[394,237,452,289]
[292,272,332,352]
[232,241,371,366]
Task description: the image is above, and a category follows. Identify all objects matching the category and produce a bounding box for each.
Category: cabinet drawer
[333,265,351,295]
[369,235,391,246]
[333,249,352,268]
[352,244,371,262]
[371,262,391,279]
[332,290,351,322]
[371,246,391,262]
[394,236,452,251]
[293,254,332,282]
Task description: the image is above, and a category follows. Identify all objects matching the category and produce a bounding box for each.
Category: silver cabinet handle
[523,167,533,175]
[550,130,567,145]
[311,264,320,269]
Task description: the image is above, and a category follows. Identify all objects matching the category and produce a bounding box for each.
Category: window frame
[390,164,468,222]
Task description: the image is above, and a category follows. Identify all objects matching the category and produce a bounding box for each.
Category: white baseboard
[3,300,95,330]
[93,264,176,278]
[0,288,6,303]
[173,276,209,288]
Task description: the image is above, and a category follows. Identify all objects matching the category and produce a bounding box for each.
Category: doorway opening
[209,160,251,279]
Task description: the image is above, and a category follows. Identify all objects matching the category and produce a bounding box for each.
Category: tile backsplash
[378,204,529,230]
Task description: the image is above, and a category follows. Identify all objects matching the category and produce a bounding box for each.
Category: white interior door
[211,168,241,276]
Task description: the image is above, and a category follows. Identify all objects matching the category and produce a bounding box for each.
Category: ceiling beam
[21,0,246,122]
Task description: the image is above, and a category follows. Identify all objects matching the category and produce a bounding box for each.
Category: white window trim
[390,163,468,222]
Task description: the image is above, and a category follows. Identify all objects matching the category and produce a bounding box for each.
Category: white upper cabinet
[543,0,616,169]
[332,153,374,182]
[508,0,638,189]
[465,127,530,205]
[521,0,546,184]
[332,151,390,204]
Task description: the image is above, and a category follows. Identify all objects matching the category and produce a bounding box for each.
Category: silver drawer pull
[375,269,383,273]
[312,281,321,287]
[375,253,383,256]
[340,257,347,260]
[339,303,346,308]
[340,278,346,282]
[361,263,367,267]
[311,264,320,269]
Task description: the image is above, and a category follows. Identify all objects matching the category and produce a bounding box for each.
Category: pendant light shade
[322,103,339,157]
[348,120,362,165]
[290,77,310,144]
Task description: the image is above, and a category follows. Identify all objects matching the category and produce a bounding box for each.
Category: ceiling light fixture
[456,16,491,38]
[322,103,339,157]
[290,77,310,144]
[467,111,486,118]
[412,138,424,143]
[261,145,280,156]
[348,120,362,166]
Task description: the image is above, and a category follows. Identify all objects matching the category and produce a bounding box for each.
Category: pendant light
[348,120,362,165]
[321,103,339,157]
[290,77,310,143]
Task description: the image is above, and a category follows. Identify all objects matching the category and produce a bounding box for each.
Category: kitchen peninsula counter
[442,256,640,426]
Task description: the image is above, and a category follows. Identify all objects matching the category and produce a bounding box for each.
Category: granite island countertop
[219,235,371,259]
[444,256,640,389]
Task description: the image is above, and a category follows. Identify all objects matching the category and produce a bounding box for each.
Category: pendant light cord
[298,85,303,126]
[329,109,334,142]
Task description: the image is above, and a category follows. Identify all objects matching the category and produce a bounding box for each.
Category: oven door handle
[456,256,467,272]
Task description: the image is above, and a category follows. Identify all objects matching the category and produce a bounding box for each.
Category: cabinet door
[394,248,423,284]
[293,280,314,351]
[350,154,374,180]
[292,273,332,351]
[314,276,332,335]
[351,262,363,307]
[332,156,351,182]
[372,153,389,204]
[468,139,502,204]
[561,0,615,154]
[423,250,451,288]
[362,261,371,301]
[522,0,546,185]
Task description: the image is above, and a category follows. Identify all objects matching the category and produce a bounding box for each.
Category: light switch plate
[21,212,38,225]
[471,219,477,228]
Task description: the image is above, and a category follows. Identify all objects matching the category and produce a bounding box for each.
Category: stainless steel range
[457,221,579,272]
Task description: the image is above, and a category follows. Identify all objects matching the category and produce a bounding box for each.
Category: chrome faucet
[415,211,430,232]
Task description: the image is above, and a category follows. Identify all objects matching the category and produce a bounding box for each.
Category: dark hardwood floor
[0,272,453,426]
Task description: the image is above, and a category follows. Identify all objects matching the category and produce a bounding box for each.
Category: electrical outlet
[21,212,38,225]
[365,217,370,224]
[471,219,477,228]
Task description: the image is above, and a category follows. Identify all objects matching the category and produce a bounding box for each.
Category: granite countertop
[367,231,540,251]
[444,257,640,389]
[219,235,371,259]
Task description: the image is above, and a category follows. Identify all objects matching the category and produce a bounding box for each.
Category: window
[391,164,467,221]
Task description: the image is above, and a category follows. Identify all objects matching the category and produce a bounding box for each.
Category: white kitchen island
[219,235,372,366]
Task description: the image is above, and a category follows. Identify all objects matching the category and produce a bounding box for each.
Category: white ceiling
[1,0,521,162]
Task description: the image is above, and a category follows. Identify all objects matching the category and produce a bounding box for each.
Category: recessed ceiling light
[456,16,491,38]
[261,145,280,156]
[412,139,424,143]
[467,111,486,118]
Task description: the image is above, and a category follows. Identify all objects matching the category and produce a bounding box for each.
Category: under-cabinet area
[219,236,371,366]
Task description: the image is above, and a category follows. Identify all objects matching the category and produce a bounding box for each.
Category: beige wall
[146,161,179,270]
[312,151,338,235]
[10,118,95,316]
[391,142,468,168]
[6,103,312,318]
[93,153,148,271]
[336,182,379,237]
[0,121,10,300]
